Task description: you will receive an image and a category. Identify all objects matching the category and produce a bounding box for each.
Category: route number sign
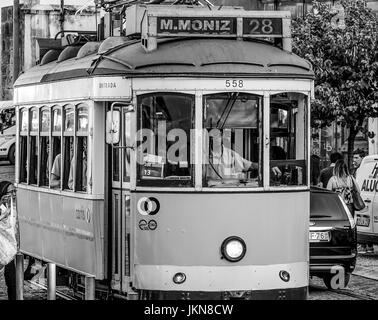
[243,18,283,36]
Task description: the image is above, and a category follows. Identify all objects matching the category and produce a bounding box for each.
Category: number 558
[225,79,244,88]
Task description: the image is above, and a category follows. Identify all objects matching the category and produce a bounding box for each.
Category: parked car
[310,187,357,289]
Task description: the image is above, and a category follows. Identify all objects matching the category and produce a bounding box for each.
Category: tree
[292,0,378,168]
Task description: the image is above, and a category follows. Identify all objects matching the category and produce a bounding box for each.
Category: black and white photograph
[0,0,377,306]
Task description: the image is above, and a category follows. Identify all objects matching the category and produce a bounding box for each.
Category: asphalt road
[0,160,15,183]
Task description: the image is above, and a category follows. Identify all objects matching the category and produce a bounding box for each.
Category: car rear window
[310,192,348,220]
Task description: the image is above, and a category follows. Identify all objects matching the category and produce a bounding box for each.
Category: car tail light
[338,195,356,228]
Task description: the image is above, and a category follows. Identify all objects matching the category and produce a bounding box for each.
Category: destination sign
[157,17,237,35]
[243,18,283,36]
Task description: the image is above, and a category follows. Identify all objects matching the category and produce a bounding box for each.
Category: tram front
[107,5,314,300]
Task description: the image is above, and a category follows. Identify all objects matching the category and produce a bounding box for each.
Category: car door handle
[364,199,371,203]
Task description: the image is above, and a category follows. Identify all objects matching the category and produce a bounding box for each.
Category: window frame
[136,92,195,188]
[74,103,89,192]
[202,91,264,188]
[51,105,63,190]
[28,107,39,185]
[268,92,309,189]
[18,108,28,184]
[39,106,51,187]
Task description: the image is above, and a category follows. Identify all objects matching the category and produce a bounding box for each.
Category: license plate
[309,231,330,242]
[357,216,370,227]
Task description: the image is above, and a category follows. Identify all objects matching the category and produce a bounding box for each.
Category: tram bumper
[142,287,308,300]
[134,262,309,300]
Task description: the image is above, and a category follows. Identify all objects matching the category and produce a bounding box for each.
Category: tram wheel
[323,272,351,289]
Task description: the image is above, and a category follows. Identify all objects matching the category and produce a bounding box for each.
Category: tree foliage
[292,0,378,164]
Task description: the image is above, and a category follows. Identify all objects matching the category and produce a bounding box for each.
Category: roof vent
[40,49,63,65]
[76,42,101,59]
[57,46,82,62]
[98,37,130,55]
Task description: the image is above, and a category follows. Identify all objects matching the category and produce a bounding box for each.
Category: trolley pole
[85,276,95,300]
[15,253,24,300]
[47,263,56,300]
[13,0,20,84]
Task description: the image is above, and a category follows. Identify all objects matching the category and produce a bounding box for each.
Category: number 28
[225,80,244,88]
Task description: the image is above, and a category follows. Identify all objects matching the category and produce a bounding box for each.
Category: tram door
[110,106,132,294]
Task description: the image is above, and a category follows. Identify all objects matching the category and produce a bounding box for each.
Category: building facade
[0,0,98,100]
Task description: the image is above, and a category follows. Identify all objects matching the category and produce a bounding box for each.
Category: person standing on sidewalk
[351,149,365,178]
[327,159,360,218]
[318,152,343,188]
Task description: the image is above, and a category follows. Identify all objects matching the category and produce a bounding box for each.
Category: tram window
[20,109,28,132]
[64,106,74,132]
[40,108,50,187]
[29,136,38,185]
[39,137,50,186]
[270,93,307,187]
[63,137,74,190]
[50,137,61,188]
[113,146,120,182]
[137,93,194,187]
[41,109,50,132]
[75,137,87,192]
[203,93,262,188]
[52,107,62,131]
[77,106,88,132]
[30,109,38,132]
[123,111,131,183]
[19,136,27,183]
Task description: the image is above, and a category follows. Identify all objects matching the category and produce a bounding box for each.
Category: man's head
[353,149,365,168]
[330,152,343,164]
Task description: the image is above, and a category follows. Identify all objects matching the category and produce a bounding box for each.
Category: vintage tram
[13,3,314,299]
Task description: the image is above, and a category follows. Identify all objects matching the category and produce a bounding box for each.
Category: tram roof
[14,37,314,87]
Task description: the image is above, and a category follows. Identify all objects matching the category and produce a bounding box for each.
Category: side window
[29,108,38,185]
[39,108,50,187]
[75,104,88,192]
[63,105,74,190]
[270,93,307,186]
[19,108,28,183]
[50,106,62,189]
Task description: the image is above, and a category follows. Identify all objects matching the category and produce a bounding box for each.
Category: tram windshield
[203,93,261,187]
[137,93,194,187]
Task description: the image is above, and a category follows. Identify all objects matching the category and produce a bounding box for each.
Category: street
[0,162,377,300]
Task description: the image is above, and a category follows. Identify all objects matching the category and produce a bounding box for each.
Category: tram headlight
[221,236,246,262]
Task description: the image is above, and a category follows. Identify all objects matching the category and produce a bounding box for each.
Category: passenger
[68,155,87,191]
[318,152,343,188]
[327,159,361,218]
[50,153,75,189]
[50,153,62,188]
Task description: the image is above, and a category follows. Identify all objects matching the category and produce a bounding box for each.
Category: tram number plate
[357,216,370,227]
[309,231,330,242]
[243,18,283,36]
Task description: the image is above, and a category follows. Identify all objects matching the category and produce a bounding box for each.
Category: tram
[13,3,314,299]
